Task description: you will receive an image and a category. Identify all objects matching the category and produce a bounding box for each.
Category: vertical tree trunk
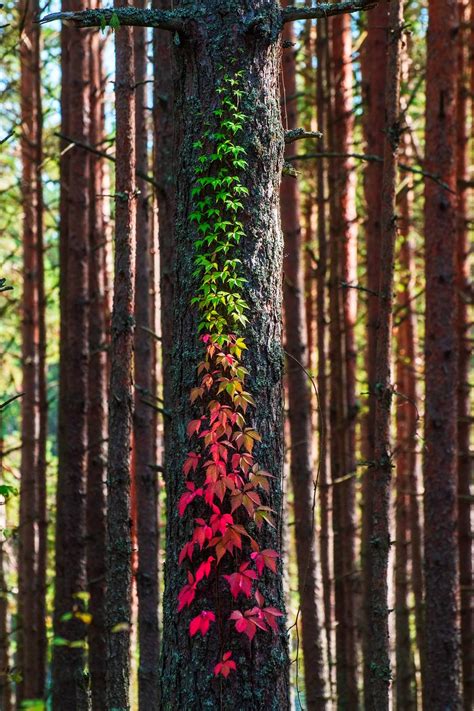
[87,4,108,706]
[328,14,358,708]
[359,2,389,702]
[281,7,328,708]
[105,10,136,708]
[423,1,462,708]
[18,0,40,700]
[160,2,289,708]
[133,7,160,706]
[456,3,473,708]
[0,422,11,711]
[52,0,90,706]
[366,2,403,709]
[316,19,333,692]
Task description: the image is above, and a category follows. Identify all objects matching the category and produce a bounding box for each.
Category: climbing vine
[178,65,283,677]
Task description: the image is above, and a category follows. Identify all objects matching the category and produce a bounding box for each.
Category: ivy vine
[178,65,283,677]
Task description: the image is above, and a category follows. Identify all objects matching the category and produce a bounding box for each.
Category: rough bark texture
[359,3,389,703]
[281,7,328,708]
[133,7,160,706]
[52,0,90,705]
[87,6,108,706]
[423,1,462,708]
[18,0,40,700]
[456,4,473,707]
[328,14,358,709]
[159,2,289,708]
[0,427,11,711]
[105,13,136,709]
[365,3,403,709]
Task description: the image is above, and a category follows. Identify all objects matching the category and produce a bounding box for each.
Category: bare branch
[284,128,322,144]
[38,7,187,33]
[282,0,379,23]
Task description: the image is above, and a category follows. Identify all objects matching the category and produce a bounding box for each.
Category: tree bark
[423,1,462,708]
[456,4,473,708]
[105,9,136,708]
[281,6,328,708]
[0,423,12,711]
[87,4,108,706]
[52,0,90,706]
[133,6,160,706]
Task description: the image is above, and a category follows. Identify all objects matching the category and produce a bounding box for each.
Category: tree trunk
[423,1,462,708]
[0,423,12,711]
[18,0,40,700]
[52,0,90,706]
[105,11,136,708]
[456,3,473,708]
[328,14,358,708]
[281,8,328,708]
[159,2,289,708]
[359,2,389,703]
[133,7,160,706]
[87,4,108,706]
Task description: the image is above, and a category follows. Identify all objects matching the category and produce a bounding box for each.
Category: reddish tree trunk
[329,14,358,708]
[423,1,462,708]
[0,424,11,711]
[281,8,328,708]
[87,5,108,706]
[18,0,40,700]
[456,4,473,707]
[359,2,389,702]
[52,0,90,706]
[105,12,136,707]
[133,8,160,707]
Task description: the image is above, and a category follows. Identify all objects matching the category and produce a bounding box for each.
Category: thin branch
[282,0,379,23]
[54,132,157,188]
[0,393,23,412]
[38,7,187,32]
[284,128,323,143]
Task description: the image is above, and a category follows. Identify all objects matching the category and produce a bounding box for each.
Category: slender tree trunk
[423,1,462,708]
[366,2,403,709]
[281,8,328,707]
[359,2,389,702]
[87,4,108,706]
[329,14,358,708]
[316,19,333,693]
[105,11,136,708]
[18,0,40,700]
[133,8,160,707]
[52,0,90,706]
[0,423,11,711]
[456,4,473,708]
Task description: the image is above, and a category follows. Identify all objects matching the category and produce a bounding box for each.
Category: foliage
[178,66,282,676]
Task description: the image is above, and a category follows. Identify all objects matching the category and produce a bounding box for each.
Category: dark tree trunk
[87,4,108,706]
[365,2,403,709]
[105,10,136,709]
[328,14,358,708]
[159,3,289,708]
[133,7,160,706]
[423,1,462,708]
[359,2,389,703]
[281,7,328,708]
[18,0,41,700]
[52,0,90,706]
[456,4,473,708]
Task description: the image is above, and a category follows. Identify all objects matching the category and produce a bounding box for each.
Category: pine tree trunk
[52,0,90,706]
[159,2,289,708]
[423,1,462,708]
[456,4,473,708]
[329,14,358,708]
[87,5,108,706]
[105,12,136,709]
[281,9,328,708]
[0,424,11,711]
[133,8,160,706]
[18,0,40,700]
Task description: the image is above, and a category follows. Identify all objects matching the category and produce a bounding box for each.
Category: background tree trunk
[105,9,136,708]
[423,1,462,708]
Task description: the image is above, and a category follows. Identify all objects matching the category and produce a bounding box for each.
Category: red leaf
[177,575,196,612]
[189,610,216,637]
[214,651,237,677]
[195,556,215,582]
[183,452,201,477]
[250,549,279,576]
[187,419,202,438]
